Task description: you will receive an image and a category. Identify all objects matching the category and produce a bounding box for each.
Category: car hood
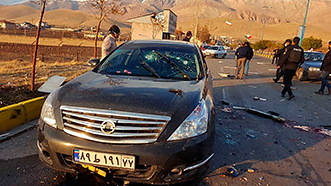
[302,61,322,68]
[55,71,204,118]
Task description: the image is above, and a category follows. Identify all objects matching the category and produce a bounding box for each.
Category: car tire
[296,68,308,81]
[222,54,227,59]
[214,54,218,59]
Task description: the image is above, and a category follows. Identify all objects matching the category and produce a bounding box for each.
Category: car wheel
[214,54,218,59]
[222,54,227,59]
[296,68,308,81]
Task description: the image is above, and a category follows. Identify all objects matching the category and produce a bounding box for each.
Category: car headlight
[40,89,58,128]
[309,67,320,72]
[168,100,209,141]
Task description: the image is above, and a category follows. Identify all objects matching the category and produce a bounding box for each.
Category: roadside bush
[301,36,322,50]
[252,40,271,51]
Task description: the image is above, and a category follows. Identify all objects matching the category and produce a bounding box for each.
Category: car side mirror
[88,58,100,67]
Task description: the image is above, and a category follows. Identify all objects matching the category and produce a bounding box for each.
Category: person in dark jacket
[315,41,331,95]
[272,46,279,64]
[244,42,254,75]
[278,37,305,100]
[273,39,292,83]
[183,31,192,42]
[235,43,250,79]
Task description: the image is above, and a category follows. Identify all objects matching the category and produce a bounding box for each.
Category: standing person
[244,42,254,76]
[272,46,279,64]
[278,37,304,100]
[235,42,250,79]
[102,25,120,59]
[273,39,292,83]
[314,41,331,95]
[183,31,192,42]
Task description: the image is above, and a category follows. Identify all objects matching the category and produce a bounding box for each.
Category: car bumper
[37,120,214,185]
[308,71,321,79]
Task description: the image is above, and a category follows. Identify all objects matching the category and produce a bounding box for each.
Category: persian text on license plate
[73,149,135,170]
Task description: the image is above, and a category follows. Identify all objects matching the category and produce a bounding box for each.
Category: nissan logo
[100,120,116,134]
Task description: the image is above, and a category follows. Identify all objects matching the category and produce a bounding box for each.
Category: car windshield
[208,46,218,50]
[304,52,325,62]
[97,44,201,80]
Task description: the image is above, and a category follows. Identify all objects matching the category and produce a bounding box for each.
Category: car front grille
[60,105,171,144]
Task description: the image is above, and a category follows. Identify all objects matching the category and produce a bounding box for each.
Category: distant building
[20,22,34,29]
[0,20,16,30]
[127,9,177,40]
[36,21,50,28]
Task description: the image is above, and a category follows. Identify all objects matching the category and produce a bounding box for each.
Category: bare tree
[87,0,124,58]
[150,12,166,39]
[30,0,47,90]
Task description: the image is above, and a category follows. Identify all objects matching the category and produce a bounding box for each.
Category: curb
[255,53,273,59]
[0,97,45,133]
[0,119,38,143]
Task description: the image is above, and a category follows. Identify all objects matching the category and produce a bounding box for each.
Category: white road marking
[224,66,236,69]
[268,69,277,71]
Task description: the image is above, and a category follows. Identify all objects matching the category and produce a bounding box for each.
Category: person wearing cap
[315,41,331,95]
[102,25,120,59]
[273,39,292,83]
[183,31,192,42]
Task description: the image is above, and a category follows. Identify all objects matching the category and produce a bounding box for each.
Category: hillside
[0,0,330,45]
[0,4,39,20]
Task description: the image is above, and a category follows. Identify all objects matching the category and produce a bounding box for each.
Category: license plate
[73,149,135,170]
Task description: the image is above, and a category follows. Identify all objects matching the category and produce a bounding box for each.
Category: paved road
[1,51,330,186]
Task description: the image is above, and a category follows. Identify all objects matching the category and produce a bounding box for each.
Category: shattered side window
[98,44,201,80]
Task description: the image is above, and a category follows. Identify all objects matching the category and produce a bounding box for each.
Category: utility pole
[299,0,311,46]
[193,0,200,44]
[260,6,272,41]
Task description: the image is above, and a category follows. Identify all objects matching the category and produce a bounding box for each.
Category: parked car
[202,46,227,58]
[296,51,325,81]
[37,40,215,185]
[201,44,210,51]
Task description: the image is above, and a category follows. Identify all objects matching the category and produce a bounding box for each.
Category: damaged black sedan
[37,40,215,185]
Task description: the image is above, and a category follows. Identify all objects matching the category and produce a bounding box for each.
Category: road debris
[218,73,235,78]
[220,100,230,105]
[292,125,331,137]
[268,111,280,116]
[233,106,246,110]
[231,104,286,122]
[228,166,239,177]
[245,108,286,122]
[240,177,248,181]
[253,97,267,101]
[222,108,233,113]
[247,168,255,173]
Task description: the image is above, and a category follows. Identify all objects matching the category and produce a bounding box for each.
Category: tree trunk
[94,19,102,58]
[31,0,46,90]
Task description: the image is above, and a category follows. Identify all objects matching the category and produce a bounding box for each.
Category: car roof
[126,40,197,48]
[304,51,323,54]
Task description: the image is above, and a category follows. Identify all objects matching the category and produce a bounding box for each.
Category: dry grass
[0,59,91,87]
[0,59,92,107]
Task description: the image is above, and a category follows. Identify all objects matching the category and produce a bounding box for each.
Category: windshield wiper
[153,50,191,80]
[138,54,160,78]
